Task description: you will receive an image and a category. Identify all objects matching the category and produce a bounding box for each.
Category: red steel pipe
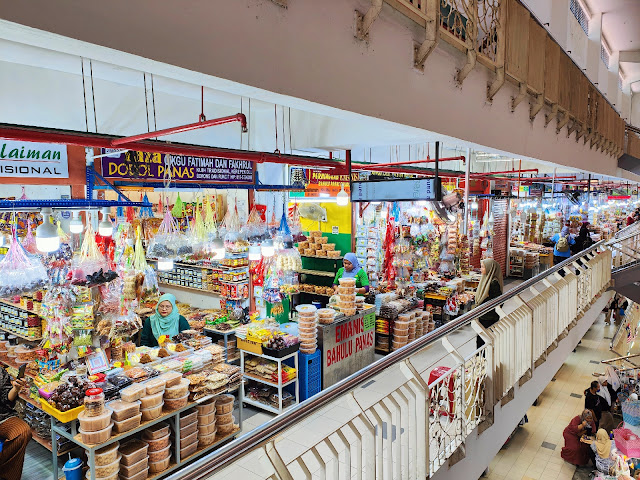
[470,168,538,176]
[111,113,248,146]
[366,156,465,167]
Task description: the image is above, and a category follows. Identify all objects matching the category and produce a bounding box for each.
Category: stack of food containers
[407,314,416,343]
[317,308,335,325]
[143,423,172,473]
[118,439,148,480]
[215,394,236,438]
[393,314,410,351]
[163,376,190,410]
[195,398,217,447]
[297,305,318,354]
[90,442,120,480]
[337,277,356,316]
[79,389,114,446]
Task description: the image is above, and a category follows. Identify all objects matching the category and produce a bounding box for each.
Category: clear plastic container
[216,394,234,407]
[78,408,112,432]
[144,422,169,440]
[120,383,146,403]
[164,392,189,410]
[141,402,164,421]
[180,420,198,439]
[108,400,141,421]
[79,422,113,445]
[139,391,164,409]
[144,377,166,395]
[197,411,216,425]
[180,408,198,428]
[119,466,149,480]
[92,441,119,466]
[198,429,217,447]
[113,412,142,434]
[143,432,170,452]
[84,388,105,417]
[216,399,234,414]
[85,471,118,480]
[163,378,190,399]
[148,455,171,474]
[119,439,149,466]
[180,430,198,448]
[194,399,216,416]
[160,371,182,388]
[215,412,233,424]
[119,456,148,477]
[180,439,199,460]
[94,454,121,477]
[198,420,217,436]
[147,442,172,462]
[217,417,236,435]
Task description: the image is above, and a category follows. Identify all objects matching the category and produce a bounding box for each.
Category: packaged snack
[164,392,189,410]
[92,441,119,466]
[194,399,216,416]
[197,411,216,425]
[164,378,190,399]
[120,383,146,402]
[79,422,113,445]
[180,408,198,428]
[143,422,170,440]
[119,457,148,477]
[180,420,198,439]
[144,377,166,395]
[140,391,164,409]
[198,420,217,437]
[108,400,141,422]
[119,467,149,480]
[119,438,149,466]
[180,430,198,448]
[78,408,112,432]
[159,371,182,388]
[0,229,49,297]
[113,412,142,434]
[180,439,199,460]
[143,432,171,452]
[140,402,164,421]
[147,442,172,462]
[94,454,121,478]
[148,455,170,473]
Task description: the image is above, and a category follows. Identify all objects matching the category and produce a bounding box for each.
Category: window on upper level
[570,0,589,35]
[601,40,610,68]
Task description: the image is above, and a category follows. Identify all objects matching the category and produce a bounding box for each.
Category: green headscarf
[150,293,181,341]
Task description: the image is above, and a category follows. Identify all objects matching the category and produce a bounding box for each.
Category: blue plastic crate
[298,350,322,401]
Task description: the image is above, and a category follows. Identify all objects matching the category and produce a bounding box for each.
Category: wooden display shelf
[31,429,76,456]
[0,298,42,316]
[243,373,297,388]
[0,326,42,341]
[300,254,343,260]
[158,282,221,295]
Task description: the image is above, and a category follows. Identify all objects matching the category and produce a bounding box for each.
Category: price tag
[363,312,375,332]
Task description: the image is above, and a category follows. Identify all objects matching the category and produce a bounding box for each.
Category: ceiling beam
[619,50,640,63]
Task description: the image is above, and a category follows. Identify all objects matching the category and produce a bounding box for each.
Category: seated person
[140,293,190,347]
[591,428,614,474]
[561,409,596,466]
[0,368,31,480]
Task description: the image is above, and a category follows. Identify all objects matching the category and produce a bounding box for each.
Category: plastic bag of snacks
[288,204,306,243]
[221,202,248,253]
[71,220,112,285]
[0,228,49,296]
[147,209,190,260]
[21,221,38,255]
[188,207,207,259]
[242,206,269,243]
[132,226,158,301]
[275,210,293,247]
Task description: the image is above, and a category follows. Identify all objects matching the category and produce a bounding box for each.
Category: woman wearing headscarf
[572,223,593,254]
[597,375,617,412]
[475,259,503,349]
[590,428,614,474]
[551,226,575,265]
[333,253,370,295]
[141,293,190,347]
[561,409,597,466]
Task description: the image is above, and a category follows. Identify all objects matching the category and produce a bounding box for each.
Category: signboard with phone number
[351,178,438,202]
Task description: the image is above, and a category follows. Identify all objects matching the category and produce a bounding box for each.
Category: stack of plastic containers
[215,394,236,438]
[142,423,172,473]
[179,405,199,460]
[297,305,318,354]
[337,277,356,316]
[393,313,410,351]
[408,314,416,343]
[195,398,217,447]
[164,377,190,410]
[118,439,148,480]
[88,441,120,480]
[79,389,114,446]
[317,308,336,325]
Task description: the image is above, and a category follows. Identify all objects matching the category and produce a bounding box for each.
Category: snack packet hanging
[0,227,49,296]
[221,202,248,253]
[275,210,293,248]
[21,221,38,255]
[70,219,112,285]
[243,206,269,243]
[147,209,191,259]
[288,203,306,243]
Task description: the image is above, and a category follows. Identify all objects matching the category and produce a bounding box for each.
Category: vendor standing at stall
[333,253,370,295]
[141,293,190,347]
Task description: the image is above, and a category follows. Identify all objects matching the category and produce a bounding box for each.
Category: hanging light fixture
[36,207,60,252]
[336,185,349,206]
[69,211,84,234]
[248,243,261,261]
[211,237,225,260]
[261,238,275,257]
[98,207,113,237]
[157,259,174,271]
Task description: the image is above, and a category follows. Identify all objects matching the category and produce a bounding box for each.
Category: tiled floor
[485,310,616,480]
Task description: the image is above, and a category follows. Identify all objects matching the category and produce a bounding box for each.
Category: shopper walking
[141,293,190,347]
[474,258,503,349]
[572,224,593,254]
[614,296,629,326]
[551,226,575,265]
[0,368,31,480]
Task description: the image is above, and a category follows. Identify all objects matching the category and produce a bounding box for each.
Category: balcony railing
[156,226,640,480]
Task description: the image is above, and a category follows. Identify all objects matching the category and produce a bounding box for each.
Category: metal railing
[165,238,626,480]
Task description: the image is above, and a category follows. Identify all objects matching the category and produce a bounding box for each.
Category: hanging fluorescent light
[261,238,275,257]
[98,207,113,237]
[36,207,60,253]
[336,185,349,206]
[157,259,174,271]
[248,243,262,261]
[69,211,84,234]
[211,237,226,260]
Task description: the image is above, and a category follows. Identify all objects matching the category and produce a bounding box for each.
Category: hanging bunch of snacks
[133,226,158,302]
[71,220,116,286]
[220,201,248,253]
[21,221,38,255]
[288,203,306,243]
[243,206,269,243]
[274,211,301,294]
[147,209,191,260]
[188,206,208,259]
[43,286,73,350]
[0,227,49,296]
[43,223,74,286]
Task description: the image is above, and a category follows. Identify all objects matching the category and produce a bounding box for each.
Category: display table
[49,394,241,480]
[317,307,375,388]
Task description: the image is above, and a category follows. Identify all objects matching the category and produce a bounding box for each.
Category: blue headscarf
[150,293,181,340]
[342,252,362,278]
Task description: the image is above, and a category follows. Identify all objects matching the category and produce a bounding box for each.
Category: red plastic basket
[613,427,640,458]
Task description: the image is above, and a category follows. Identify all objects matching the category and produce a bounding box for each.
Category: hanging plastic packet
[288,203,306,243]
[70,219,113,286]
[243,206,269,243]
[147,209,190,260]
[222,201,248,253]
[0,227,49,296]
[189,208,207,259]
[275,210,293,248]
[21,221,38,255]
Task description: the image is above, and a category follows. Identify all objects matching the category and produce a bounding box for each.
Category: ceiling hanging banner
[100,150,254,184]
[0,140,68,178]
[289,167,350,197]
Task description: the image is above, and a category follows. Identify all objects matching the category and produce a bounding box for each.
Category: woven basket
[613,427,640,458]
[621,398,640,426]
